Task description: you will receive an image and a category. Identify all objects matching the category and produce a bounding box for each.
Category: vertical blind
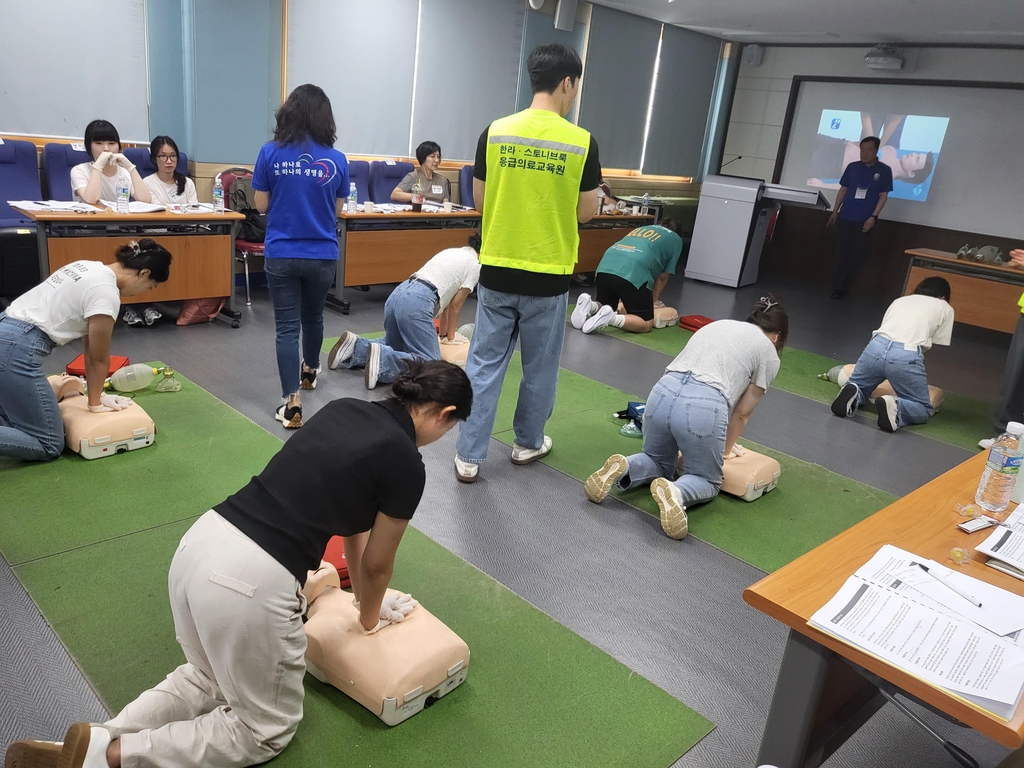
[288,0,419,156]
[576,5,661,170]
[413,0,525,161]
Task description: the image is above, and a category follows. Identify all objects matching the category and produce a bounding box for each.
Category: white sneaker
[327,332,357,369]
[876,395,899,433]
[455,456,478,483]
[571,293,594,329]
[585,454,629,503]
[364,343,381,389]
[511,435,552,465]
[978,437,995,450]
[651,478,688,540]
[142,307,162,326]
[30,723,111,768]
[582,304,615,334]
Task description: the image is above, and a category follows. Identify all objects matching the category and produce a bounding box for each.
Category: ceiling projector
[865,45,905,70]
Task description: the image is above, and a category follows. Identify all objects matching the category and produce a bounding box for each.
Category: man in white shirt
[831,277,954,432]
[328,235,481,388]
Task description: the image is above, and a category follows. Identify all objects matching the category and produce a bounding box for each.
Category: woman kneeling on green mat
[0,240,172,462]
[584,296,788,539]
[5,360,472,768]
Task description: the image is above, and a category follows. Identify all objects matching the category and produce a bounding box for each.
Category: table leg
[756,630,885,768]
[36,227,50,281]
[326,218,350,314]
[219,230,241,328]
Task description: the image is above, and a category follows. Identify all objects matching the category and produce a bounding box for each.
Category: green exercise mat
[5,370,712,768]
[567,306,991,452]
[491,355,896,573]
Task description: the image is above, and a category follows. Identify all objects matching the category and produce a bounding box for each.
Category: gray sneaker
[364,343,381,389]
[327,332,358,369]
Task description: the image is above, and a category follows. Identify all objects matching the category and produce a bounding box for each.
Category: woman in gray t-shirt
[391,140,451,205]
[584,296,788,539]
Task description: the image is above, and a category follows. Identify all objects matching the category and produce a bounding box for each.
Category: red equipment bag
[679,315,713,332]
[66,354,129,378]
[323,536,351,588]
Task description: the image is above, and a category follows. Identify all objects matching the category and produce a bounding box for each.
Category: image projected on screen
[806,111,949,201]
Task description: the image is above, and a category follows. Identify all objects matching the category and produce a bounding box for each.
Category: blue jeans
[342,279,441,384]
[620,372,728,507]
[264,258,337,398]
[847,335,933,427]
[456,285,569,463]
[0,314,63,461]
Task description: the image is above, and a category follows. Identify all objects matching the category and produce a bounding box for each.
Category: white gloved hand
[92,151,115,171]
[88,394,134,413]
[359,593,419,635]
[654,300,665,309]
[724,444,746,460]
[112,154,136,172]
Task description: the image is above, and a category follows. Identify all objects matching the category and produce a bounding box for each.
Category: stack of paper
[7,200,100,213]
[809,544,1024,719]
[98,201,166,214]
[977,506,1024,581]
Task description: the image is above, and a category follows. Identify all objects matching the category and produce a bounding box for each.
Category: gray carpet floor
[0,274,1014,767]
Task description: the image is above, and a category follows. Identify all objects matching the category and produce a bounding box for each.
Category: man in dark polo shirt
[826,136,893,300]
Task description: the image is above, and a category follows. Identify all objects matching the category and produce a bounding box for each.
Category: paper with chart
[809,545,1024,719]
[977,506,1024,574]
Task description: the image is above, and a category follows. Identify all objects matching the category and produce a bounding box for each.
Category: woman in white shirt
[584,296,788,540]
[143,136,199,207]
[70,120,152,206]
[0,240,172,461]
[328,234,480,389]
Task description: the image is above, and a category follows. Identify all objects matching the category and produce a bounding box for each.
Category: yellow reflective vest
[481,109,591,275]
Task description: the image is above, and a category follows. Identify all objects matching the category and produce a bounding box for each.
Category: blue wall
[146,0,188,149]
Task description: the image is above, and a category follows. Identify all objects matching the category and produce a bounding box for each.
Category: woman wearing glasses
[143,136,199,207]
[391,141,451,205]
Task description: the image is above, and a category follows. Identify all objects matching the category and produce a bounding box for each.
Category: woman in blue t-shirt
[253,84,349,428]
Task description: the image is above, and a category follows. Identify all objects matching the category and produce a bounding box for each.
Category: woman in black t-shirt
[8,361,472,768]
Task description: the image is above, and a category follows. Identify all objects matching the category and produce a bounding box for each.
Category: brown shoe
[4,738,63,768]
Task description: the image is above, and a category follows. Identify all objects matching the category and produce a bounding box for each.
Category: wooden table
[744,452,1024,767]
[904,248,1024,334]
[328,210,653,313]
[13,207,245,326]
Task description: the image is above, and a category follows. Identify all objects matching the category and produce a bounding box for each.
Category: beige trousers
[103,510,307,768]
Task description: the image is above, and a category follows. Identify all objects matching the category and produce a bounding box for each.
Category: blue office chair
[124,147,189,179]
[42,143,91,200]
[0,140,42,227]
[459,164,475,208]
[368,161,414,204]
[348,160,370,203]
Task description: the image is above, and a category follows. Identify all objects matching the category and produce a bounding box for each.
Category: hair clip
[758,296,778,311]
[128,240,141,255]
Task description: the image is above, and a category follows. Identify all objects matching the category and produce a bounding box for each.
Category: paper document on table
[8,200,100,212]
[99,200,166,214]
[810,575,1024,719]
[854,544,1024,637]
[978,506,1024,575]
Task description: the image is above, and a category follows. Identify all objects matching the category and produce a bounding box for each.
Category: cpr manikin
[301,561,470,726]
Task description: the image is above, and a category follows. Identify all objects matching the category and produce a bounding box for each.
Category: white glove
[92,151,115,171]
[358,593,419,635]
[112,154,136,172]
[653,300,665,309]
[724,444,746,460]
[89,394,134,413]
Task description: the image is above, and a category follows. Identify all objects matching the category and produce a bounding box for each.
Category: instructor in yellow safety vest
[454,43,601,482]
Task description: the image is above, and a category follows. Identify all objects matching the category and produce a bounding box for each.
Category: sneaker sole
[511,444,552,466]
[59,722,90,768]
[4,740,63,768]
[831,383,858,418]
[300,374,317,391]
[275,410,303,429]
[584,454,628,503]
[570,297,591,330]
[651,478,688,540]
[364,346,380,390]
[582,307,614,335]
[327,334,356,370]
[876,399,898,433]
[455,469,478,484]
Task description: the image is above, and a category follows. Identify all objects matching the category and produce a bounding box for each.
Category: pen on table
[916,563,982,608]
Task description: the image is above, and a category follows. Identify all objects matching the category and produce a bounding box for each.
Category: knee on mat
[252,723,299,763]
[40,433,64,461]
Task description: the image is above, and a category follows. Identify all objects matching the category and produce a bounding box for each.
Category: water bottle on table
[641,192,650,215]
[348,182,358,214]
[115,176,130,214]
[212,177,225,214]
[976,421,1024,517]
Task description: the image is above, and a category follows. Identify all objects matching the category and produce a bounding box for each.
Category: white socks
[608,313,626,328]
[84,727,112,768]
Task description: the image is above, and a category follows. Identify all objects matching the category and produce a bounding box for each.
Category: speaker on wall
[553,0,577,31]
[742,44,765,68]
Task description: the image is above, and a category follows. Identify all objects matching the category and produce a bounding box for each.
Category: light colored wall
[723,46,1024,182]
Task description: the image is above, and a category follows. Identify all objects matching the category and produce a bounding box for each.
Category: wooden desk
[744,452,1024,767]
[14,208,245,326]
[904,248,1024,334]
[329,210,653,313]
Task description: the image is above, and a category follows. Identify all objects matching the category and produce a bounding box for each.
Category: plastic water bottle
[347,182,358,214]
[213,177,225,214]
[641,192,650,215]
[115,175,130,214]
[975,421,1024,515]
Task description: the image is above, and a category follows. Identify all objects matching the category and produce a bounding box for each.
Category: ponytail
[745,293,789,352]
[115,239,173,283]
[389,360,472,421]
